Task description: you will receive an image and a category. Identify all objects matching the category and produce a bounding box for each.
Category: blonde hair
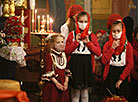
[45,33,64,54]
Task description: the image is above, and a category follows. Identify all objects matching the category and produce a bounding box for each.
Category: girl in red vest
[101,14,133,101]
[65,11,101,102]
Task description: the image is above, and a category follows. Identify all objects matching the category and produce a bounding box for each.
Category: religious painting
[92,0,112,19]
[112,0,136,18]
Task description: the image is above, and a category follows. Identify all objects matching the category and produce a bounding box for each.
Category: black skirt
[105,65,129,100]
[69,54,94,89]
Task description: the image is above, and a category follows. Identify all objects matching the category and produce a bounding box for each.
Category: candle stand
[31,32,55,69]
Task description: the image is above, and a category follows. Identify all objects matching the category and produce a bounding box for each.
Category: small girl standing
[65,11,101,102]
[101,14,133,101]
[42,33,71,102]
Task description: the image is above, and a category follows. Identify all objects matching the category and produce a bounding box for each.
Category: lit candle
[47,15,49,31]
[32,10,35,32]
[37,15,40,32]
[49,17,53,31]
[42,15,45,22]
[42,15,45,29]
[34,9,37,31]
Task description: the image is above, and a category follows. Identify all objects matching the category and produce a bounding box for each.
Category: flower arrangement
[0,31,7,48]
[3,16,23,43]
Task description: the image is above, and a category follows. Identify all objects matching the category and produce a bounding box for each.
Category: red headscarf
[107,14,126,55]
[75,11,90,39]
[96,30,106,35]
[67,4,84,18]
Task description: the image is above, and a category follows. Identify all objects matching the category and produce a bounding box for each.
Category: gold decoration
[40,15,46,33]
[2,0,9,17]
[9,0,15,16]
[128,0,136,12]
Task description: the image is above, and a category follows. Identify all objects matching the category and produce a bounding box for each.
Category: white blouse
[110,51,126,67]
[60,23,69,44]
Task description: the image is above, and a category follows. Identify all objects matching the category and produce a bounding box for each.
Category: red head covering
[75,11,90,39]
[107,14,126,55]
[67,5,84,18]
[96,30,106,35]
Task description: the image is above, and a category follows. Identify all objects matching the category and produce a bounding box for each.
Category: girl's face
[54,36,65,52]
[78,15,88,30]
[97,32,102,41]
[111,23,122,39]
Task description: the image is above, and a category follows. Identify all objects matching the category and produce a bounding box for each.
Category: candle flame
[47,15,49,18]
[37,15,40,19]
[42,15,45,19]
[50,17,53,23]
[35,9,37,13]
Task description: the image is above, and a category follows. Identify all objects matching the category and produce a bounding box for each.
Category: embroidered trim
[51,48,62,55]
[50,52,67,69]
[42,71,58,81]
[110,41,127,67]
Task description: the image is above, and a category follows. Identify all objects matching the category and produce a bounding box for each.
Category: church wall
[31,0,137,47]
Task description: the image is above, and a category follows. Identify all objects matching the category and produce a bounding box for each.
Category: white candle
[49,17,53,30]
[47,15,49,31]
[37,15,40,32]
[32,10,35,32]
[34,9,37,31]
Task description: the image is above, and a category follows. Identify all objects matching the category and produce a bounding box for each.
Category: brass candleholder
[40,16,46,33]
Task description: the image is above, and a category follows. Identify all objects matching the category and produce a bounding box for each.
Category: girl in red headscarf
[65,11,101,102]
[101,14,133,101]
[60,4,84,44]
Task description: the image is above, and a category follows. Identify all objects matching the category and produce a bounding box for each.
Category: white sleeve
[60,23,69,44]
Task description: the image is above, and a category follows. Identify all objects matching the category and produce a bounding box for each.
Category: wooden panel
[92,0,112,14]
[92,14,110,20]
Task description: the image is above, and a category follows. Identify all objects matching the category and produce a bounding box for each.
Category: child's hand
[82,35,90,44]
[115,80,123,89]
[76,33,81,42]
[55,81,65,91]
[111,40,120,49]
[63,81,68,91]
[52,77,64,91]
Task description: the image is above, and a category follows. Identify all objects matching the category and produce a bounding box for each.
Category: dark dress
[69,54,94,89]
[105,65,129,98]
[42,51,70,102]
